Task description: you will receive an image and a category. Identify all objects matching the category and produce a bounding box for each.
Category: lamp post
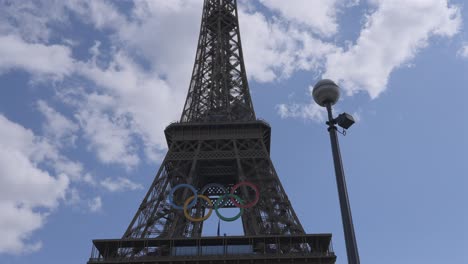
[312,79,360,264]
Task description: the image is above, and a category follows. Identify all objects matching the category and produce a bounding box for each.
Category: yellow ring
[183,195,213,222]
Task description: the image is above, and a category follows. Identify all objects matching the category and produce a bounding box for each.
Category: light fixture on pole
[312,79,360,264]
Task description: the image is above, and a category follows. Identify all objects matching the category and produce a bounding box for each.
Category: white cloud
[83,173,97,186]
[51,157,85,182]
[67,0,202,92]
[259,0,344,37]
[119,0,202,89]
[277,102,326,121]
[14,0,192,166]
[66,0,128,31]
[0,1,185,166]
[0,202,44,254]
[66,46,183,168]
[75,102,140,168]
[37,100,79,146]
[239,7,337,83]
[35,101,85,181]
[0,1,69,42]
[0,149,68,209]
[65,186,109,213]
[0,114,70,254]
[0,1,176,167]
[276,85,328,122]
[458,44,468,58]
[74,44,188,162]
[100,177,143,192]
[0,35,74,79]
[324,0,461,99]
[66,188,81,206]
[88,196,102,212]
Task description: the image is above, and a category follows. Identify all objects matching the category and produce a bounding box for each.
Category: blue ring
[169,184,198,210]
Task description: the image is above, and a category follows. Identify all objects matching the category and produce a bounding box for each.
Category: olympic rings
[214,194,244,222]
[183,195,213,222]
[230,181,260,208]
[169,182,259,222]
[169,184,198,210]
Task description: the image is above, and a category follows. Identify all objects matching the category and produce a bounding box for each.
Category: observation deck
[88,234,336,264]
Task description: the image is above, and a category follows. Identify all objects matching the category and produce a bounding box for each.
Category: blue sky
[0,0,467,263]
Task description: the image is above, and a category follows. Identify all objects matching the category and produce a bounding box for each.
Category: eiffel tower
[88,0,336,263]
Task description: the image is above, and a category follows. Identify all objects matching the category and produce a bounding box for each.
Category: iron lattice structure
[88,0,336,263]
[180,0,255,123]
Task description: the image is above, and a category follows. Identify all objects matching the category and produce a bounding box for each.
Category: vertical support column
[169,141,203,238]
[326,103,360,264]
[233,139,261,235]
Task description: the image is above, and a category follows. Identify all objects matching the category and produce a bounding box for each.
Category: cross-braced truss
[180,0,255,122]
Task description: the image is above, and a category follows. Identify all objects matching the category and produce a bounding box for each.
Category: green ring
[214,194,244,222]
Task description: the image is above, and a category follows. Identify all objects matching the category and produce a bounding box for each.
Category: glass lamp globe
[312,79,340,107]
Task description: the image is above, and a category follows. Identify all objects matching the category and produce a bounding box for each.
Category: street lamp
[312,79,360,264]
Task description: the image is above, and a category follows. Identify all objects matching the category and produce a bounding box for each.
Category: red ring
[230,181,259,208]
